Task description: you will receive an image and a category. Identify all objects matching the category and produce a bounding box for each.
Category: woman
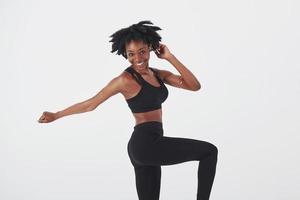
[38,20,218,200]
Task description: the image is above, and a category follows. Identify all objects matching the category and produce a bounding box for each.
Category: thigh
[137,136,217,166]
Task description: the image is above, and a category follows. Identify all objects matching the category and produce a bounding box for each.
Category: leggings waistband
[134,121,163,131]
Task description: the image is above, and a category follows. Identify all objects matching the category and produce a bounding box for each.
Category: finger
[40,117,47,123]
[154,50,160,57]
[39,114,45,121]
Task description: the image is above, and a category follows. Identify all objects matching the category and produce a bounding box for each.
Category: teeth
[137,62,144,66]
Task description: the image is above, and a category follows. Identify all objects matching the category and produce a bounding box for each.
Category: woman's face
[125,40,151,69]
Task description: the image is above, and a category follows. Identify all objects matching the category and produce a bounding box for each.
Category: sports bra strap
[125,67,143,85]
[125,67,163,86]
[149,68,164,84]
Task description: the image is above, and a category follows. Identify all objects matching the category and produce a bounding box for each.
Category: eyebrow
[127,47,146,52]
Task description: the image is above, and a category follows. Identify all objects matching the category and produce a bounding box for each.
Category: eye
[128,53,133,57]
[140,50,145,55]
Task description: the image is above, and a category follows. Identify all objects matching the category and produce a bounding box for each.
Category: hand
[38,111,57,123]
[154,43,173,60]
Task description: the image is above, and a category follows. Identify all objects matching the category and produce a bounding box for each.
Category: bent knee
[207,142,218,157]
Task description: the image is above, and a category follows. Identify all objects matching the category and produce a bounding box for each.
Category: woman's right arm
[38,75,123,123]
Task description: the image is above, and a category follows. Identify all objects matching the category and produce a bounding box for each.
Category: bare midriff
[133,109,163,125]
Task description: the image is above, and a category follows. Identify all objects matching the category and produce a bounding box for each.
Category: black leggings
[127,121,218,200]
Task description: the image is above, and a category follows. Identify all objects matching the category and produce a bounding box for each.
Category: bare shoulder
[151,67,186,89]
[118,70,133,85]
[116,70,136,92]
[151,67,173,81]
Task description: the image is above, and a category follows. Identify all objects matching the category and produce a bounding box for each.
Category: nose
[133,54,143,63]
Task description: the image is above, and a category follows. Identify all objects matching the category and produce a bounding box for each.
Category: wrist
[54,111,62,119]
[165,53,175,62]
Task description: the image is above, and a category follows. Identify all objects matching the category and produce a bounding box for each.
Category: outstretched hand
[153,43,173,60]
[38,111,57,123]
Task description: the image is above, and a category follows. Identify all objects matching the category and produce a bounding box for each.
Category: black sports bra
[124,66,169,113]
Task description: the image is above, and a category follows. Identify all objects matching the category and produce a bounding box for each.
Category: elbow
[85,98,100,112]
[86,105,96,112]
[86,102,97,112]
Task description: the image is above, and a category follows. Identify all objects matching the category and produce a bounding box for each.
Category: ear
[122,52,128,59]
[149,45,153,51]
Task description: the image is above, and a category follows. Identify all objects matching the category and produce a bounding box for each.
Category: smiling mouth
[136,62,144,66]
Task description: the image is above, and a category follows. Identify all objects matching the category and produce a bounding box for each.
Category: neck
[132,65,150,74]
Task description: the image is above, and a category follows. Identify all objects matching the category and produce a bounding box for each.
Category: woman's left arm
[154,43,201,91]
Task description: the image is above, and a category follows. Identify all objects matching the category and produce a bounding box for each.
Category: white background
[1,0,299,199]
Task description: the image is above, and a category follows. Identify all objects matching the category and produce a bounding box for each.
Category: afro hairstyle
[109,20,162,59]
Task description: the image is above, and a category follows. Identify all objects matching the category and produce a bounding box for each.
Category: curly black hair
[109,20,162,59]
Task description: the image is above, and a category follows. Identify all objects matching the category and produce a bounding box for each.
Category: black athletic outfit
[125,66,218,200]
